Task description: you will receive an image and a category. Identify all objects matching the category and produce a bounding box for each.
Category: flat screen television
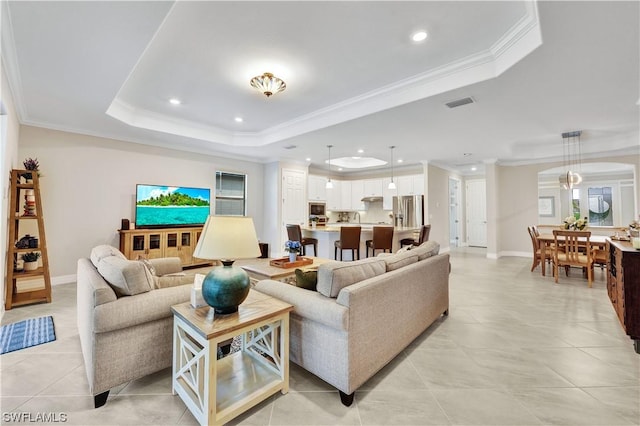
[135,184,211,229]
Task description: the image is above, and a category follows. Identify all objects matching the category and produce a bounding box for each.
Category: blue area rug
[0,316,56,355]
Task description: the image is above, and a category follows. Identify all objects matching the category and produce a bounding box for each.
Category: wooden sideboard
[606,239,640,354]
[119,227,211,268]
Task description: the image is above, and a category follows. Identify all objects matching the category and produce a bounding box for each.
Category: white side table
[171,290,293,425]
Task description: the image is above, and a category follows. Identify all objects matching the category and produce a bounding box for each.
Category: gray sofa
[77,245,212,408]
[254,241,449,406]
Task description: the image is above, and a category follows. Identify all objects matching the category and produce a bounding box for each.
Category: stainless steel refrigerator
[392,195,424,228]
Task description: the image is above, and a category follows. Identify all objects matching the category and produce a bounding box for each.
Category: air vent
[445,97,475,108]
[283,144,297,150]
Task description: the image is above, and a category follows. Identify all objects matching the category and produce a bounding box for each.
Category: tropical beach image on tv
[135,184,211,228]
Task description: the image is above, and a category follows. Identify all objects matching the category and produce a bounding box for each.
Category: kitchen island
[302,225,420,260]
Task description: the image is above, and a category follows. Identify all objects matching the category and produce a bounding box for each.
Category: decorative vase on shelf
[289,252,297,263]
[24,261,38,271]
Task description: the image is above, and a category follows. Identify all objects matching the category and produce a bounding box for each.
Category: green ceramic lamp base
[201,260,250,314]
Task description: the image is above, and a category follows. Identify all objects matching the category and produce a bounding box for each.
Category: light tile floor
[1,248,638,425]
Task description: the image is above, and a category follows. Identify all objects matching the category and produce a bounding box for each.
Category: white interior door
[466,179,487,247]
[449,178,461,247]
[281,169,306,254]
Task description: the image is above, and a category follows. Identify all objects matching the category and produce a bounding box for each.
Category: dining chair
[592,248,607,270]
[552,230,594,287]
[400,225,431,247]
[527,226,551,272]
[286,224,317,256]
[334,226,361,261]
[366,226,394,257]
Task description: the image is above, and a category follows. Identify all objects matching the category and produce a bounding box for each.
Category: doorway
[448,178,461,248]
[466,179,487,247]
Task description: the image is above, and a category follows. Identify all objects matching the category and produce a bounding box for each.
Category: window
[215,171,247,216]
[571,188,580,218]
[588,186,613,226]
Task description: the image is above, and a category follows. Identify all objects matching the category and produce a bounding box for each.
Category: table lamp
[192,216,260,314]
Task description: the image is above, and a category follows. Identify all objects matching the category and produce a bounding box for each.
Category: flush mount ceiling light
[388,146,397,190]
[250,72,286,97]
[169,98,181,105]
[559,130,583,190]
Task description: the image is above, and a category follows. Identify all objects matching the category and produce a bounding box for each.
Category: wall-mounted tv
[135,184,211,229]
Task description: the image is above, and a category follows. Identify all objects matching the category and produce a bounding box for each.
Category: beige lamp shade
[193,216,261,260]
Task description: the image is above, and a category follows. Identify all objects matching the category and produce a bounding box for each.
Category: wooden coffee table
[235,256,331,285]
[172,290,293,426]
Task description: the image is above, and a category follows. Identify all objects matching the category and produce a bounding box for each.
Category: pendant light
[558,131,582,189]
[326,145,334,189]
[388,146,397,190]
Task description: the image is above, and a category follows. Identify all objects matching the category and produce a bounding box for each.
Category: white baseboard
[497,251,531,258]
[51,274,76,285]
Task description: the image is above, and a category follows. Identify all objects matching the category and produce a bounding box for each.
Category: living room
[2,1,639,425]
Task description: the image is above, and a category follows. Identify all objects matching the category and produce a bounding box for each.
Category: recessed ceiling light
[234,117,243,123]
[412,31,427,42]
[338,168,343,171]
[398,159,403,163]
[169,98,181,105]
[357,149,364,154]
[305,157,311,162]
[471,166,477,171]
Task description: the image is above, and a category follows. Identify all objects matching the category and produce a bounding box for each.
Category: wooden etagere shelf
[4,169,52,310]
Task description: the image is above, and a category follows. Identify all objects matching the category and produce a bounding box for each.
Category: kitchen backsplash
[327,200,393,224]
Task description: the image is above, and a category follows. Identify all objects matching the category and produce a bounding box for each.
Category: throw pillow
[316,258,386,298]
[412,241,440,260]
[97,256,153,296]
[383,251,419,272]
[90,245,126,268]
[295,268,318,291]
[138,257,157,276]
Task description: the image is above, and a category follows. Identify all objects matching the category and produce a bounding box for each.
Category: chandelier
[250,72,286,97]
[559,131,582,190]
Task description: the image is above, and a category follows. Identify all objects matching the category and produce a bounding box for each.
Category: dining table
[537,233,609,276]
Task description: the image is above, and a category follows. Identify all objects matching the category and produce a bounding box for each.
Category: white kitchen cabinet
[350,180,365,211]
[326,180,342,211]
[412,174,425,195]
[397,174,424,196]
[363,178,383,197]
[340,180,352,210]
[308,175,327,201]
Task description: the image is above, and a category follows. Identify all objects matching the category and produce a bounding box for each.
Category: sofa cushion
[90,245,126,268]
[412,241,440,260]
[295,268,318,291]
[317,258,386,298]
[97,256,153,296]
[383,250,419,272]
[153,274,194,289]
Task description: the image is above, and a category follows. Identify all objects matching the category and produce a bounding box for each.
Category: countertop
[302,225,419,232]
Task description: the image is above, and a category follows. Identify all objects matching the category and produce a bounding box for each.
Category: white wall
[426,165,452,252]
[18,125,265,280]
[497,154,640,257]
[1,60,22,311]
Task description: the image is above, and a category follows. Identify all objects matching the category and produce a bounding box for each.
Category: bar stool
[366,226,394,257]
[286,224,317,256]
[334,226,361,261]
[400,224,431,248]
